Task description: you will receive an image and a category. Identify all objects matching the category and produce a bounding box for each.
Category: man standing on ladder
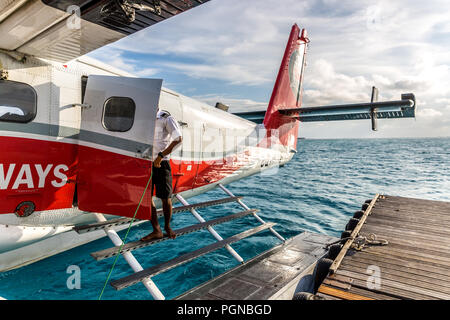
[141,109,183,241]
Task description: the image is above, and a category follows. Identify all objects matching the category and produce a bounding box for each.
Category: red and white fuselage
[0,25,307,271]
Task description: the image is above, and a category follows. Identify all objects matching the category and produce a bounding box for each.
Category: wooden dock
[316,195,450,300]
[176,232,337,300]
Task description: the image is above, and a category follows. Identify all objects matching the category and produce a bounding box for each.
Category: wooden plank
[358,235,450,262]
[363,231,450,265]
[346,251,450,278]
[376,198,450,209]
[360,225,450,254]
[345,285,399,300]
[315,292,342,300]
[90,209,258,261]
[372,204,450,218]
[381,195,450,206]
[377,196,450,206]
[376,197,450,208]
[331,272,428,300]
[364,215,450,236]
[322,278,352,291]
[318,285,374,300]
[326,273,354,284]
[361,231,450,257]
[369,209,450,227]
[362,244,450,269]
[374,200,450,214]
[329,194,379,274]
[339,260,450,293]
[110,223,276,291]
[381,196,450,208]
[336,269,450,300]
[324,274,399,300]
[358,231,450,254]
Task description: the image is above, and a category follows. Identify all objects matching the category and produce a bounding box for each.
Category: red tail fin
[263,24,308,149]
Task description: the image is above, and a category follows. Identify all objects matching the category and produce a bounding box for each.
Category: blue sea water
[0,138,449,300]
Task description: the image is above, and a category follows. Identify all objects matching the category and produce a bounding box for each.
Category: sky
[88,0,450,139]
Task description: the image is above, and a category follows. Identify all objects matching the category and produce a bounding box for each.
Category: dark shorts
[151,160,173,199]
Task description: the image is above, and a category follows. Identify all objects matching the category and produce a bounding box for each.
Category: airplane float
[0,0,415,293]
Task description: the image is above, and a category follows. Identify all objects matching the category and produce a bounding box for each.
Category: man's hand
[153,156,162,168]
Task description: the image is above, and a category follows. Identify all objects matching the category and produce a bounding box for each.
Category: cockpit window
[0,80,37,123]
[102,96,136,132]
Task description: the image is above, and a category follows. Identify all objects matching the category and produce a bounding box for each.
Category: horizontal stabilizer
[233,89,416,131]
[280,93,416,123]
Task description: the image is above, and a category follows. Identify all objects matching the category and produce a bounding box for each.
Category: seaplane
[0,0,416,299]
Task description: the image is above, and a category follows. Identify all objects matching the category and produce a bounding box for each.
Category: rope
[324,233,388,251]
[351,233,389,251]
[98,167,153,300]
[324,237,352,249]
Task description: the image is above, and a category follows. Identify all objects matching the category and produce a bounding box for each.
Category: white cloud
[418,108,443,118]
[88,47,160,77]
[88,0,450,138]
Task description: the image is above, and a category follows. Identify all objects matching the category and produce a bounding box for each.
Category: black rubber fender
[353,210,364,219]
[292,292,322,300]
[313,257,333,293]
[365,199,372,204]
[326,244,342,260]
[345,218,360,231]
[340,230,352,243]
[361,203,370,211]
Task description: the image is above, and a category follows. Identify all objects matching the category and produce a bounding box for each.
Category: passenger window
[102,96,136,132]
[0,80,37,123]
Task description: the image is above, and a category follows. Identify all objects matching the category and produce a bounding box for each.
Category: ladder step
[73,217,137,234]
[90,209,258,261]
[110,222,276,291]
[73,196,243,234]
[171,196,243,214]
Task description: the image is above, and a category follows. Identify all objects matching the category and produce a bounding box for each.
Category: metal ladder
[74,183,285,300]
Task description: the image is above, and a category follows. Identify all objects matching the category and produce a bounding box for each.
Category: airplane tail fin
[263,24,308,149]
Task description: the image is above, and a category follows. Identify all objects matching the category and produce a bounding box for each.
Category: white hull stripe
[0,122,277,160]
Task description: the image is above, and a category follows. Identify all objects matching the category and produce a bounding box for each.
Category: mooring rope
[351,233,389,251]
[324,233,388,251]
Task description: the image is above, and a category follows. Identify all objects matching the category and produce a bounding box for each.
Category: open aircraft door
[77,75,162,220]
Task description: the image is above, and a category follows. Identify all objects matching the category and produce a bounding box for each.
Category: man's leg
[141,199,164,241]
[162,198,176,239]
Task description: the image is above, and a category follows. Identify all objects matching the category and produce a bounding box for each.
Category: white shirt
[152,110,182,161]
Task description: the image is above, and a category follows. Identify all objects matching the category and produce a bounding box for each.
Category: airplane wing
[233,88,416,131]
[0,0,210,62]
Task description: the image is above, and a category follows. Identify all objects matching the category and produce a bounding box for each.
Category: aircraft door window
[102,96,136,132]
[0,80,37,123]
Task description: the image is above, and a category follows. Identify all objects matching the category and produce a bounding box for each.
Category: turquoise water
[0,138,449,300]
